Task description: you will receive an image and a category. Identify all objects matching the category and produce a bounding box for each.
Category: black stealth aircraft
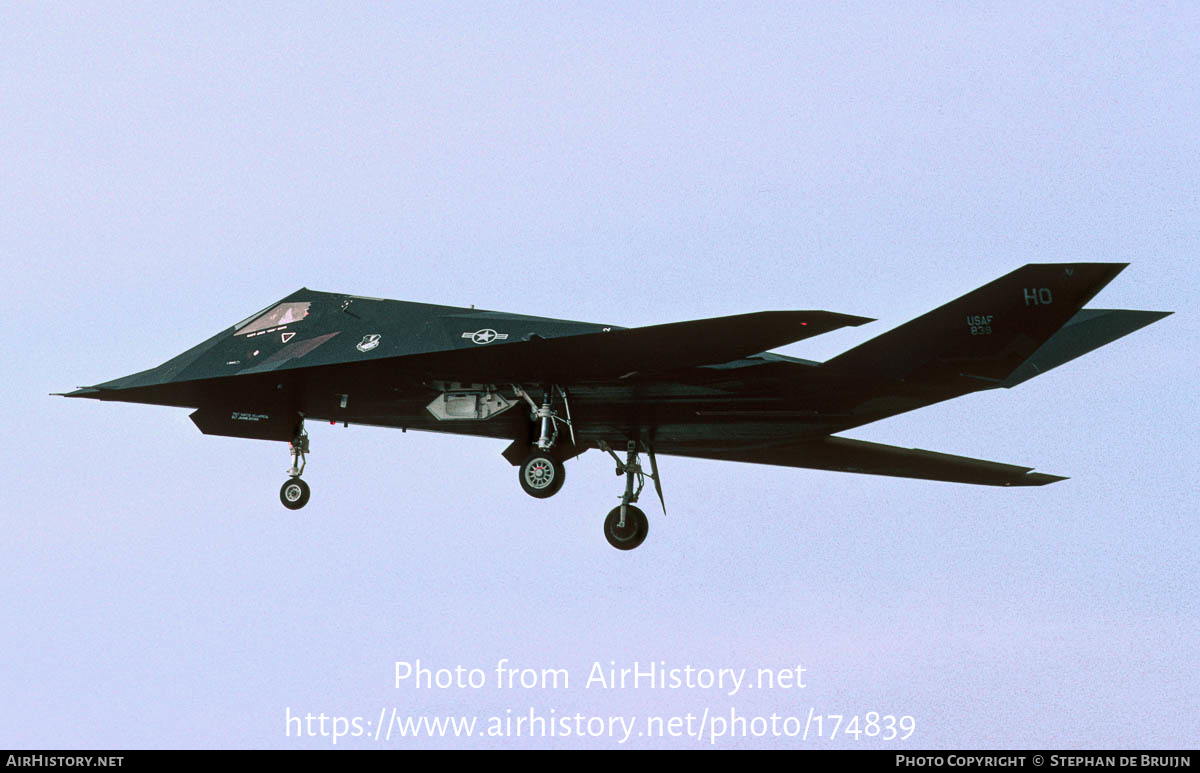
[63,264,1168,550]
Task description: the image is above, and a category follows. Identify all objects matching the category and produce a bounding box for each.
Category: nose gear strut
[279,421,310,510]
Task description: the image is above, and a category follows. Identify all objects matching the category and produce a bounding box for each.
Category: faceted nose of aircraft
[55,387,101,399]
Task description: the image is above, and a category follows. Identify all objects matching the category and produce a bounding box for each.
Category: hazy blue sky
[1,2,1195,749]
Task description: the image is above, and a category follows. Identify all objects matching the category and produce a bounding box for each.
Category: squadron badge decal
[356,334,381,353]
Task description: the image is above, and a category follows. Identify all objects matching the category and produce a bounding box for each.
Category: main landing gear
[513,385,573,500]
[508,385,662,550]
[279,424,310,510]
[519,451,565,498]
[604,505,648,551]
[598,440,663,551]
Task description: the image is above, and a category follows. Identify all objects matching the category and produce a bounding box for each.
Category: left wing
[660,435,1067,486]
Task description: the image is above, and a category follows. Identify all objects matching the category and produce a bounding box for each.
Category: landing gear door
[190,407,300,441]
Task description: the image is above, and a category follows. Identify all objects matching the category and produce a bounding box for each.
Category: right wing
[410,309,873,382]
[69,308,873,406]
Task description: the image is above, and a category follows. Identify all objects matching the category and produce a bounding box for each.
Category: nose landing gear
[280,477,310,509]
[279,424,310,510]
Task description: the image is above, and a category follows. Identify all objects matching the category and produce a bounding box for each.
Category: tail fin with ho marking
[824,263,1132,384]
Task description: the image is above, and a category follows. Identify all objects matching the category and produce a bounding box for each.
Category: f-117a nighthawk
[62,263,1168,550]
